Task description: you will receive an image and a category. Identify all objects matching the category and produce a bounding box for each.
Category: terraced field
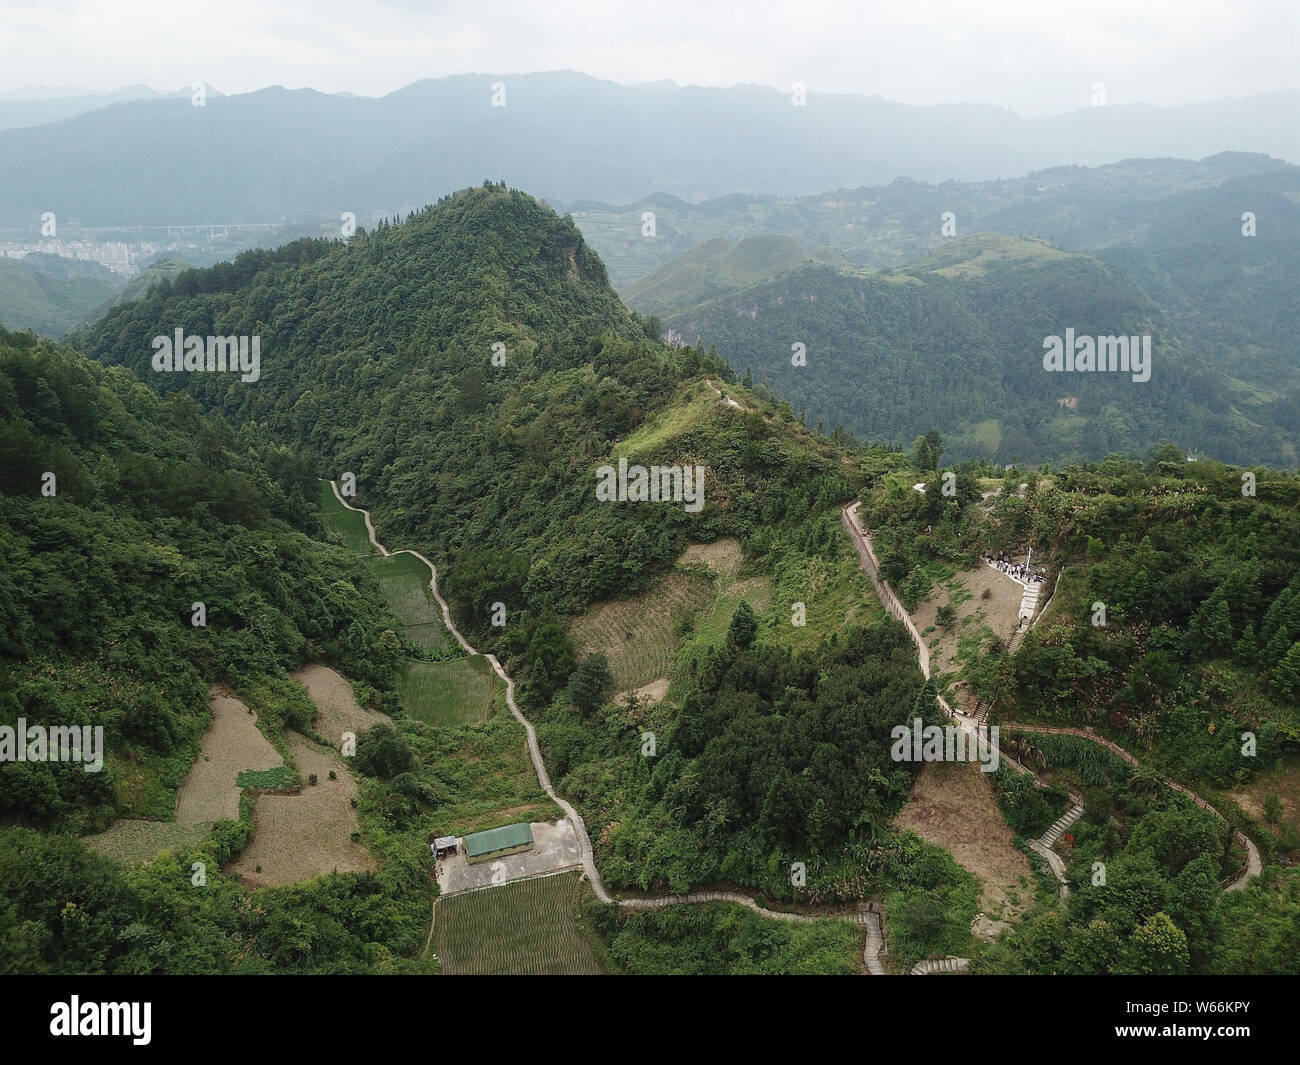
[361,552,450,650]
[317,480,375,555]
[400,656,502,725]
[435,871,604,975]
[84,689,282,864]
[225,733,374,889]
[569,570,712,691]
[83,820,210,865]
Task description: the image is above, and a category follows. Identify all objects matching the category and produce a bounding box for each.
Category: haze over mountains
[7,0,1300,986]
[0,72,1297,229]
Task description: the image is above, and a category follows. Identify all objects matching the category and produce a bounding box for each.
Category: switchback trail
[328,482,887,967]
[842,501,1262,897]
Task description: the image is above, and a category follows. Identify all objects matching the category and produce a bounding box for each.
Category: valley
[2,15,1298,998]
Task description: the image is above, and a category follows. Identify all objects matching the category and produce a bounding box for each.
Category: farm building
[432,835,459,859]
[463,822,534,864]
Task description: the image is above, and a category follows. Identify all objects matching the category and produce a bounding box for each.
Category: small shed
[432,836,459,859]
[463,823,534,865]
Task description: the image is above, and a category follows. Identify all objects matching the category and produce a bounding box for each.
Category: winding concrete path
[843,501,1262,897]
[330,481,613,900]
[330,481,892,969]
[839,500,1263,972]
[1003,724,1261,891]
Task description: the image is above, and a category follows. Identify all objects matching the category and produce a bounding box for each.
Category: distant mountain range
[625,156,1300,467]
[0,84,225,131]
[577,152,1296,285]
[0,71,1296,229]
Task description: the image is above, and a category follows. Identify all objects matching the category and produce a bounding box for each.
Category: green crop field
[317,480,375,555]
[400,656,501,725]
[360,553,450,650]
[435,871,604,975]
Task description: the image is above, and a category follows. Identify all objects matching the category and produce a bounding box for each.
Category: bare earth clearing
[910,563,1022,711]
[894,760,1033,921]
[174,691,283,823]
[226,732,374,888]
[619,676,670,705]
[1228,757,1300,848]
[85,689,282,863]
[293,663,390,747]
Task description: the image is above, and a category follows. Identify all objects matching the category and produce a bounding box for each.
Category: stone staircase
[911,956,970,975]
[863,911,886,975]
[1039,803,1085,848]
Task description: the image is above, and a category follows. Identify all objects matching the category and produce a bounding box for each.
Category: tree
[727,600,758,648]
[911,432,942,472]
[354,724,413,779]
[1270,642,1300,701]
[1120,912,1189,976]
[567,652,614,715]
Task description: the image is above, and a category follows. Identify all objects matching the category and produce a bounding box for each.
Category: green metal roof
[464,822,533,857]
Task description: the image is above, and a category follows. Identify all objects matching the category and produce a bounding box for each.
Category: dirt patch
[293,664,390,747]
[225,733,374,888]
[894,760,1033,921]
[1228,757,1300,845]
[174,690,283,823]
[617,676,670,705]
[910,563,1024,710]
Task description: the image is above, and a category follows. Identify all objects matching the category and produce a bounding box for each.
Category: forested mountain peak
[73,184,643,394]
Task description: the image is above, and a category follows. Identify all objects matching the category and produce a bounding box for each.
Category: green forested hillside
[72,184,869,701]
[0,324,461,974]
[622,234,848,317]
[0,255,122,336]
[653,236,1289,466]
[0,324,398,833]
[581,152,1294,284]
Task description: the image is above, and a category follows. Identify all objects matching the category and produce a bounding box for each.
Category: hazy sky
[3,0,1297,115]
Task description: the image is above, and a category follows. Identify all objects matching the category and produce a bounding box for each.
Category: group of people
[986,550,1045,583]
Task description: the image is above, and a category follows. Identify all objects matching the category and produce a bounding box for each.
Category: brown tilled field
[293,664,391,747]
[85,688,282,864]
[173,691,283,823]
[894,760,1033,921]
[225,733,375,888]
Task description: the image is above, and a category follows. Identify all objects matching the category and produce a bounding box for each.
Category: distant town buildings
[0,238,153,277]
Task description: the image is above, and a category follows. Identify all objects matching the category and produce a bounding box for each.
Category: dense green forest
[650,235,1291,466]
[0,254,121,336]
